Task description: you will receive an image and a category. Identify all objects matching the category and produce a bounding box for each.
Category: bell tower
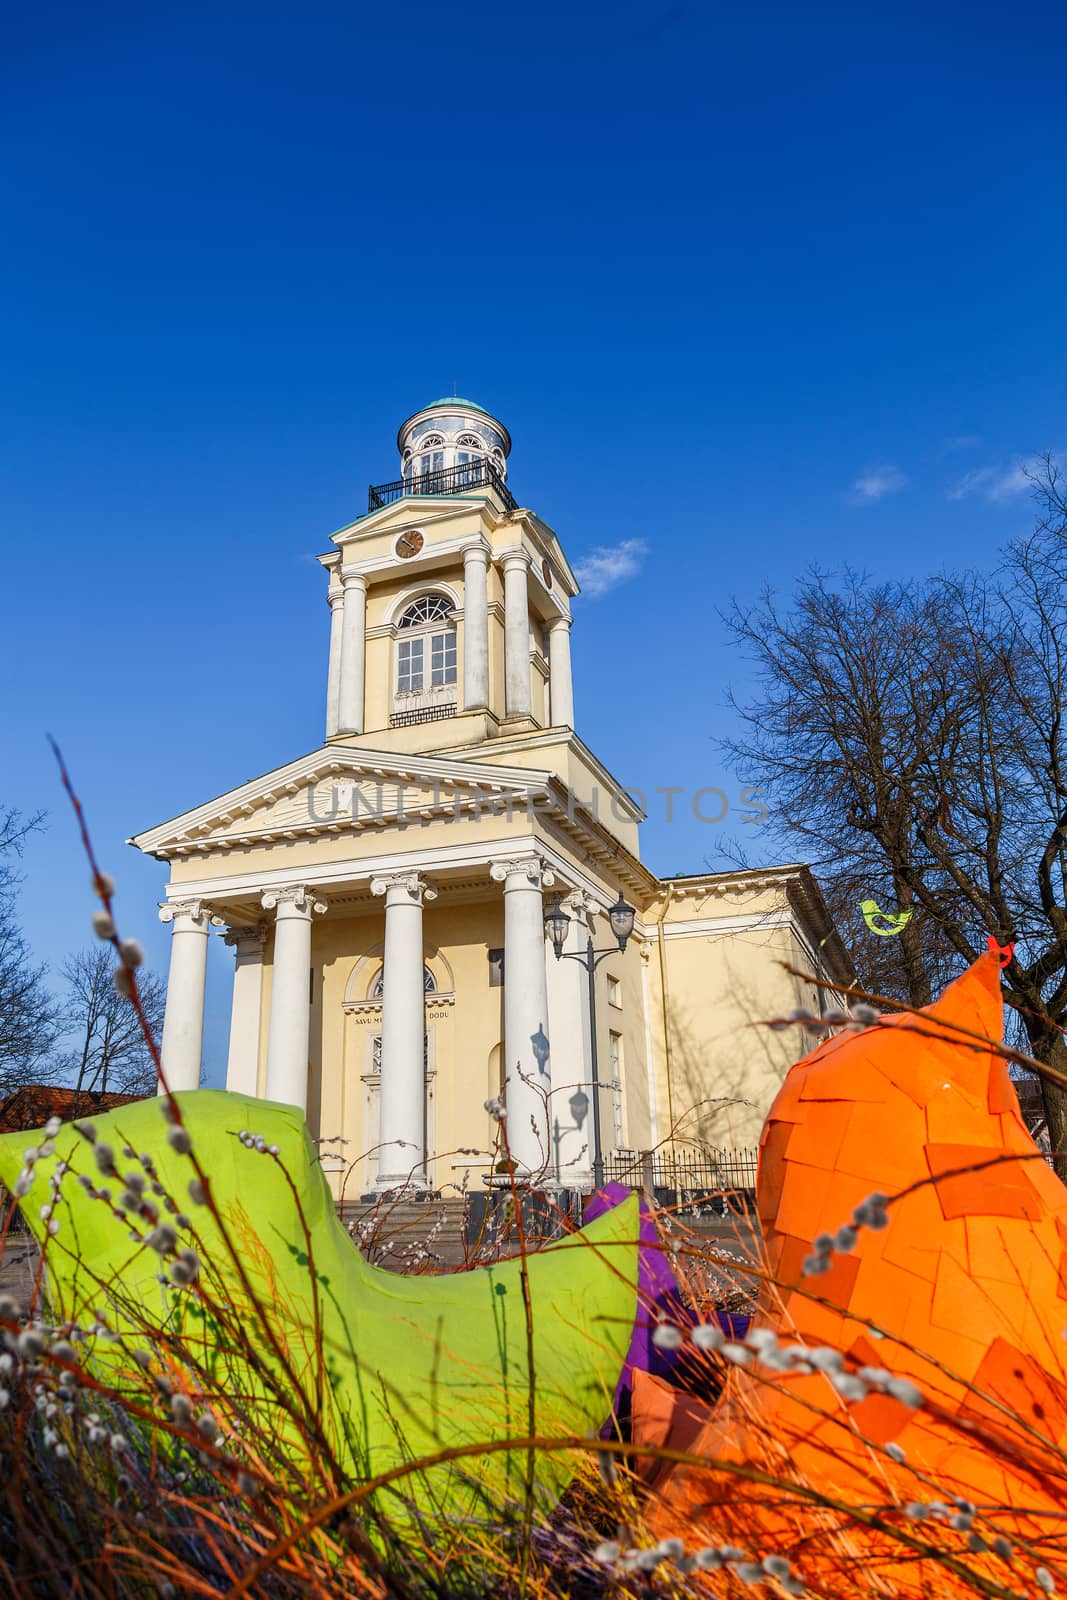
[319,399,578,757]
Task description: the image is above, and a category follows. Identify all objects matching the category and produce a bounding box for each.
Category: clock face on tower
[395,530,424,560]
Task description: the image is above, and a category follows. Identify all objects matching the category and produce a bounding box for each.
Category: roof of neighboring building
[0,1085,146,1134]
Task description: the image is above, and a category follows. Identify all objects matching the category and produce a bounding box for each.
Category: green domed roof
[424,396,492,415]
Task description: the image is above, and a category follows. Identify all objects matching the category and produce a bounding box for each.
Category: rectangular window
[488,947,505,987]
[609,1031,625,1149]
[606,974,621,1008]
[430,631,457,687]
[397,637,423,692]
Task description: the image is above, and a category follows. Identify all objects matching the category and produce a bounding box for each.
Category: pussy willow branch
[778,960,1067,1091]
[222,1429,1035,1600]
[498,1111,538,1598]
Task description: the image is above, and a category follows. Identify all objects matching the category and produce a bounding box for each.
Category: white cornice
[159,832,630,913]
[656,910,794,940]
[141,778,657,902]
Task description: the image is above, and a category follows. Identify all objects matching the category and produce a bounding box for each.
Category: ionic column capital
[222,922,267,951]
[370,871,437,905]
[490,854,556,890]
[548,613,572,633]
[328,585,345,610]
[261,885,328,917]
[499,548,531,574]
[159,899,222,930]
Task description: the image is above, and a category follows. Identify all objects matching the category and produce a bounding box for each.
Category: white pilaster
[547,616,574,728]
[640,942,660,1149]
[325,579,345,738]
[545,889,594,1186]
[262,886,327,1114]
[490,854,556,1176]
[222,925,266,1098]
[158,899,216,1095]
[462,544,490,711]
[338,570,367,736]
[370,871,437,1192]
[502,552,533,719]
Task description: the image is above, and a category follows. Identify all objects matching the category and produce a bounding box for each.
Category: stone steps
[341,1196,470,1271]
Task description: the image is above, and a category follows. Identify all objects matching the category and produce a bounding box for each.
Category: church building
[131,400,850,1199]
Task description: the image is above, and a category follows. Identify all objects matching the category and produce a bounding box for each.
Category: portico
[149,776,643,1194]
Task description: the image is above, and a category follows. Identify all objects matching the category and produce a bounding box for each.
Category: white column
[223,925,266,1098]
[338,570,367,736]
[262,886,327,1114]
[547,616,574,728]
[545,889,595,1186]
[158,900,216,1095]
[490,854,556,1176]
[463,544,490,711]
[502,552,532,719]
[325,581,345,738]
[370,871,437,1192]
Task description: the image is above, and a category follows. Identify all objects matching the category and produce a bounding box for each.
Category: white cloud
[947,466,996,500]
[948,458,1042,502]
[574,538,648,598]
[847,465,909,505]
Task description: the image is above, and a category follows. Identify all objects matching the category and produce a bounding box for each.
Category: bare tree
[55,946,164,1098]
[722,458,1067,1173]
[0,807,59,1092]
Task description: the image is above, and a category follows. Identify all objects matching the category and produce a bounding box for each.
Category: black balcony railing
[601,1147,759,1203]
[368,457,518,514]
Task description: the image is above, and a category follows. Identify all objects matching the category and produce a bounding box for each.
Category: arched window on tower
[415,434,445,482]
[455,433,485,488]
[393,594,458,725]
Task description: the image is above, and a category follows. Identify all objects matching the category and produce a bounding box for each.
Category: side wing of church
[131,399,852,1198]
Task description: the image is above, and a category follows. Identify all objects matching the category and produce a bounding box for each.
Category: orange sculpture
[636,954,1067,1592]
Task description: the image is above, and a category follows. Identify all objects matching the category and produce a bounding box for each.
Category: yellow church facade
[132,399,850,1200]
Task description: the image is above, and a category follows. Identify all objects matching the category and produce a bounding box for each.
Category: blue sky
[3,0,1065,1082]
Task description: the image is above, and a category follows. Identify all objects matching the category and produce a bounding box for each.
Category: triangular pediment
[330,495,496,548]
[129,746,554,860]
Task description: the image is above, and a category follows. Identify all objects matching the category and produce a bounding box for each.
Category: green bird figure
[859,898,913,936]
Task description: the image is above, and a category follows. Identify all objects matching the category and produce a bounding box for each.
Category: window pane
[430,630,457,686]
[398,637,423,691]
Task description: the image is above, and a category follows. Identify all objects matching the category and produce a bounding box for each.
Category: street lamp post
[544,891,636,1192]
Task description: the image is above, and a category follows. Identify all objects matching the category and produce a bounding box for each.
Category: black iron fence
[368,458,518,514]
[602,1147,759,1201]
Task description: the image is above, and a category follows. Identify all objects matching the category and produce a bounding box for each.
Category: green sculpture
[0,1091,639,1521]
[858,897,914,936]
